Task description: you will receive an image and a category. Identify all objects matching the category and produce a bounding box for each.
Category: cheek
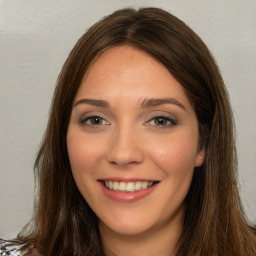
[67,132,102,171]
[66,131,108,207]
[142,132,198,223]
[148,131,199,175]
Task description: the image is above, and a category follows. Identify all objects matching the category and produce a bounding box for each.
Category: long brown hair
[18,7,256,255]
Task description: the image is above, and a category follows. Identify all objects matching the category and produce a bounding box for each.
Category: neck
[99,210,183,256]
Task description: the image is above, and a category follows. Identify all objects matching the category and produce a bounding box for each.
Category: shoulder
[0,239,22,256]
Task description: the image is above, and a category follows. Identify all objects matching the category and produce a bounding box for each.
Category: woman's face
[67,46,205,236]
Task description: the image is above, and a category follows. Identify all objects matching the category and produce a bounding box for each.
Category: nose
[107,126,144,166]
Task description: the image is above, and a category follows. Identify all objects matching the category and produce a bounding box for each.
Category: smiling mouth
[100,180,159,192]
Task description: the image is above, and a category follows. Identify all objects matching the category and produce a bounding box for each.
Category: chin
[99,216,156,236]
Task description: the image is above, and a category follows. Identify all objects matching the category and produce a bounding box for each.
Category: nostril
[109,160,141,166]
[110,160,119,165]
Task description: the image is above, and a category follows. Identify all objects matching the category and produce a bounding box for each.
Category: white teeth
[103,180,155,192]
[135,181,142,191]
[142,181,148,189]
[126,182,135,192]
[119,182,126,191]
[109,181,113,189]
[113,181,119,190]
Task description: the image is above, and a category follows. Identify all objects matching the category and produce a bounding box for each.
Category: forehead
[75,45,191,109]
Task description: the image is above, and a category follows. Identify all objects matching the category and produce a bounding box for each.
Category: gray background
[0,0,255,239]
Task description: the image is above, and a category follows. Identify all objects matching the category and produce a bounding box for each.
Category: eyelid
[78,112,110,126]
[145,112,178,127]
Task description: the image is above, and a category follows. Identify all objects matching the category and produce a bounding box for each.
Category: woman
[1,7,255,256]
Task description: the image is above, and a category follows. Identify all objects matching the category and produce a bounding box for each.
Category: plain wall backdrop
[0,0,255,239]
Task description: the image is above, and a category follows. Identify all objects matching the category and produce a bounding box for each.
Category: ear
[194,146,205,167]
[195,124,208,167]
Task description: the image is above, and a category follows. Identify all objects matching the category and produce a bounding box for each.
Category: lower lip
[99,182,159,203]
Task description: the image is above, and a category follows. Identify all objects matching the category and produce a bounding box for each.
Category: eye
[147,116,177,127]
[80,115,109,126]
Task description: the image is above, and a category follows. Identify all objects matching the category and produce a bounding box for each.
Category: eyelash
[79,115,109,126]
[146,115,177,128]
[79,115,177,128]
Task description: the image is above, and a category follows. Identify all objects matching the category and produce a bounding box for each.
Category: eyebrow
[74,97,186,112]
[74,99,110,108]
[141,98,187,112]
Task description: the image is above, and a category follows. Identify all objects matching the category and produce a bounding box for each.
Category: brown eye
[90,116,103,125]
[80,116,109,126]
[148,116,177,127]
[154,117,168,126]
